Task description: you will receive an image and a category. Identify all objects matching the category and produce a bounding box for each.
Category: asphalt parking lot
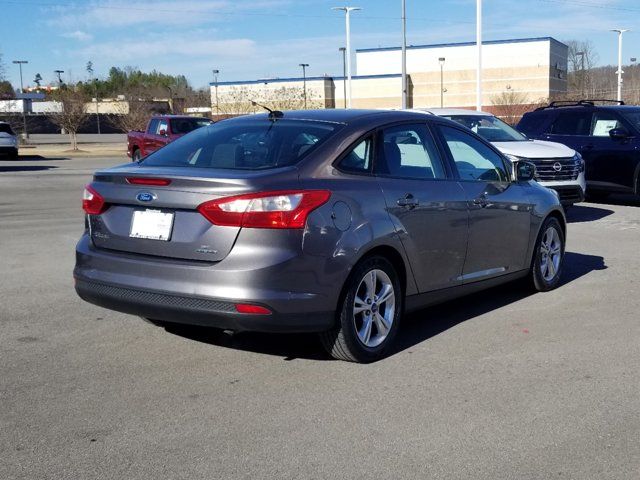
[1,155,639,480]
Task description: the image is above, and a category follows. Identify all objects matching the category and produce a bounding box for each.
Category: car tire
[320,256,402,363]
[529,217,565,292]
[132,149,141,162]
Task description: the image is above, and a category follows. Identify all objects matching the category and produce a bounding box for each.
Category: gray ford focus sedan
[74,109,566,362]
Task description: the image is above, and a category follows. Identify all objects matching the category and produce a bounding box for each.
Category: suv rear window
[0,123,15,135]
[142,119,343,170]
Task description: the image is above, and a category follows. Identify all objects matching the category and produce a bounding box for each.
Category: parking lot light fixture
[332,6,362,108]
[299,63,309,109]
[12,60,29,140]
[212,69,220,117]
[339,47,347,108]
[611,29,629,102]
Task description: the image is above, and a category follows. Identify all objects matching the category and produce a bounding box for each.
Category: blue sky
[0,0,638,90]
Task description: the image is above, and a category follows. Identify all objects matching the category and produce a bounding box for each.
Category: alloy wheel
[353,269,395,348]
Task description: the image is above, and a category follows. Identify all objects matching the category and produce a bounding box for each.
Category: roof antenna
[250,100,284,121]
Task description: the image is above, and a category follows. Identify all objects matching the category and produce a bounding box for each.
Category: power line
[538,0,640,13]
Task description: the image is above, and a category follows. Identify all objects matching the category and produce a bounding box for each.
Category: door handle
[473,193,489,208]
[580,144,594,151]
[397,193,419,209]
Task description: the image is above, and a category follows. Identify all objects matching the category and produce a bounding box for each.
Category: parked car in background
[75,109,566,363]
[0,121,18,159]
[418,109,586,206]
[127,115,213,161]
[517,100,640,200]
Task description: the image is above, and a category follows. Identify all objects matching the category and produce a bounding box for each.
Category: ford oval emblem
[136,192,155,202]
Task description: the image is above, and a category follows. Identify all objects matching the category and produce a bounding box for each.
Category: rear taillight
[126,177,172,186]
[82,185,107,215]
[198,190,331,229]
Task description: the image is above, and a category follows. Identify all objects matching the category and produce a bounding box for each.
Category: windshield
[444,115,527,142]
[170,117,212,134]
[0,123,15,135]
[620,109,640,132]
[142,119,343,170]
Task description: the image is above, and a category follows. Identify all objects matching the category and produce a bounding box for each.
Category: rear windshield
[170,117,212,134]
[0,123,15,135]
[142,119,343,170]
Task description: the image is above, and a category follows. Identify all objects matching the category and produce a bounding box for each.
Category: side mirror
[158,129,167,136]
[516,161,536,182]
[609,127,629,140]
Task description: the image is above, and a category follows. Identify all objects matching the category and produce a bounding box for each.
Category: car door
[151,118,169,153]
[583,110,639,191]
[374,122,468,292]
[435,123,533,282]
[143,118,160,155]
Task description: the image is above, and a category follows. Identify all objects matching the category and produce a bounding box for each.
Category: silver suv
[74,110,566,362]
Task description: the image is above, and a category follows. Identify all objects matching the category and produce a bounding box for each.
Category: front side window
[376,124,446,179]
[141,119,343,170]
[338,138,373,173]
[439,125,509,182]
[591,112,623,137]
[156,120,169,135]
[549,111,592,135]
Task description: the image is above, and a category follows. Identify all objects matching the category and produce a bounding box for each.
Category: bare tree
[565,39,599,97]
[217,85,322,116]
[490,91,533,125]
[47,87,89,150]
[109,99,153,132]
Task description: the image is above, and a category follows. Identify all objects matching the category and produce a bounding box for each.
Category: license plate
[130,209,174,241]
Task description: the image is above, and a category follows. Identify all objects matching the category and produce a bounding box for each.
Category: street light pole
[332,6,361,108]
[339,47,347,108]
[401,0,407,109]
[299,63,309,109]
[476,0,482,111]
[212,69,219,117]
[611,29,629,102]
[439,57,445,108]
[54,70,65,86]
[12,60,29,140]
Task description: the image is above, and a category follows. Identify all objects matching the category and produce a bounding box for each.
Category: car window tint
[0,123,15,135]
[376,124,446,179]
[591,112,622,136]
[439,125,509,182]
[147,119,159,134]
[338,138,372,173]
[549,111,592,135]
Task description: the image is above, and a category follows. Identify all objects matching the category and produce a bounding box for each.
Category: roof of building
[356,36,567,53]
[211,73,401,87]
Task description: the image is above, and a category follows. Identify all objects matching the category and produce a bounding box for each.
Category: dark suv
[517,100,640,199]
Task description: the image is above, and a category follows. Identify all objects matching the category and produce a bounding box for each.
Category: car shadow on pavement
[589,194,640,208]
[0,165,59,172]
[565,204,614,223]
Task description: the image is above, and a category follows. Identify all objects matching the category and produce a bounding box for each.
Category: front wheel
[529,217,565,292]
[320,256,402,363]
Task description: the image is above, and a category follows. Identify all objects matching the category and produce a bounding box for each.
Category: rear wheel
[529,217,565,292]
[320,256,402,363]
[132,149,142,162]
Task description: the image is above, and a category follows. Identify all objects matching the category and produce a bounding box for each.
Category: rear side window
[0,123,15,135]
[517,113,545,135]
[549,111,592,135]
[170,118,212,134]
[376,124,446,179]
[439,125,509,182]
[147,119,159,134]
[142,119,343,170]
[338,138,373,174]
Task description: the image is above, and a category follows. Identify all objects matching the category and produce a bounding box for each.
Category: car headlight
[574,152,585,172]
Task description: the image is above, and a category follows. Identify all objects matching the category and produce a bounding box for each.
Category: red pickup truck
[127,115,212,161]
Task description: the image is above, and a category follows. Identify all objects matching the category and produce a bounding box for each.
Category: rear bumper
[73,234,336,333]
